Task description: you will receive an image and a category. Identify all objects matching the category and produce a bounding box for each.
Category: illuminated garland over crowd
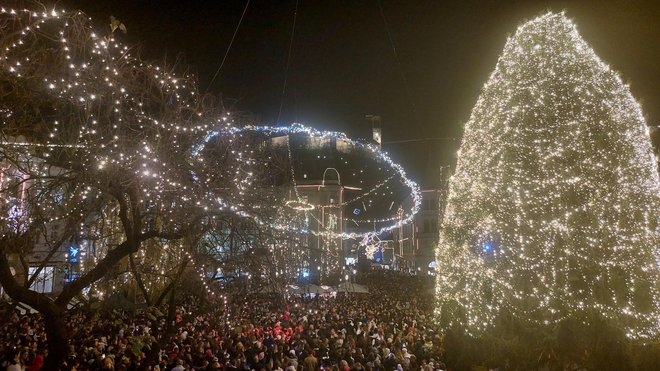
[435,13,659,340]
[194,124,421,240]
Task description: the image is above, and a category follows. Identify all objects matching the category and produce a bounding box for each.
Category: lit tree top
[436,12,659,340]
[0,6,261,227]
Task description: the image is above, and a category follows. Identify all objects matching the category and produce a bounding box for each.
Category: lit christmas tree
[435,12,659,341]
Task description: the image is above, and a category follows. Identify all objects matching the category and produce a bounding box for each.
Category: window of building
[28,266,54,293]
[422,218,438,233]
[423,197,437,210]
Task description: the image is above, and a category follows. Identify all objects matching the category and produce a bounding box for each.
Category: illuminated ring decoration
[193,124,421,240]
[285,199,315,211]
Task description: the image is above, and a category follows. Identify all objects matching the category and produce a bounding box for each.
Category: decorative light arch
[193,124,422,240]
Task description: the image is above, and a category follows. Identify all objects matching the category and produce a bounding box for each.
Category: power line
[377,0,420,125]
[206,0,251,92]
[277,0,299,124]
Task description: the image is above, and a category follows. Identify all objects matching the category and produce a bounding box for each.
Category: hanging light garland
[193,124,422,240]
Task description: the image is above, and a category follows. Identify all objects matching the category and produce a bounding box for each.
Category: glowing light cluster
[195,124,422,240]
[0,6,213,213]
[0,5,254,300]
[360,234,382,260]
[435,13,660,340]
[0,5,421,294]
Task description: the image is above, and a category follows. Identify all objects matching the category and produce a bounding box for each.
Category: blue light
[302,270,310,278]
[483,244,492,252]
[353,208,361,215]
[68,245,80,263]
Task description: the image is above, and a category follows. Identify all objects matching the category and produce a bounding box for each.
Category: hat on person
[289,349,296,356]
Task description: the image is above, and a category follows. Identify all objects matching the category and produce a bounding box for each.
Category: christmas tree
[435,12,659,342]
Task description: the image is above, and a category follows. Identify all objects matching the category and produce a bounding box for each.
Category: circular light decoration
[192,124,421,240]
[285,199,315,211]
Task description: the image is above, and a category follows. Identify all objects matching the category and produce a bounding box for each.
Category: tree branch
[54,239,133,307]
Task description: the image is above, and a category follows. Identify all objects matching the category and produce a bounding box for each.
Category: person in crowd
[5,348,26,371]
[1,269,444,370]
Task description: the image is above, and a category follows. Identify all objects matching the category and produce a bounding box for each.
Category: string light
[0,6,237,301]
[183,250,215,297]
[435,13,660,340]
[195,124,422,240]
[285,199,315,211]
[0,5,421,295]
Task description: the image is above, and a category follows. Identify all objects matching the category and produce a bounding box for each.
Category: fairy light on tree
[0,6,234,368]
[0,8,421,368]
[435,11,659,349]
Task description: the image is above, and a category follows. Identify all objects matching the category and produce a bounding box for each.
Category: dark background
[59,0,660,187]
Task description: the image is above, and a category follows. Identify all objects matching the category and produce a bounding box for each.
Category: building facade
[392,189,445,275]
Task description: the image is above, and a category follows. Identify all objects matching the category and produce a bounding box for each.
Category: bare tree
[0,3,224,368]
[0,3,320,367]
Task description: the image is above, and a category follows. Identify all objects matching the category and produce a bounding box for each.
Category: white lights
[194,124,422,240]
[435,13,660,340]
[0,5,421,301]
[285,199,315,211]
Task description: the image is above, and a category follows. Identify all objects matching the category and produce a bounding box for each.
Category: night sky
[60,0,659,186]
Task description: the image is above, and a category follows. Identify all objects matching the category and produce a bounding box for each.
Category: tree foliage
[0,2,259,368]
[436,12,660,369]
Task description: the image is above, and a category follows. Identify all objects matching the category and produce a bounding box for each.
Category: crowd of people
[0,270,446,371]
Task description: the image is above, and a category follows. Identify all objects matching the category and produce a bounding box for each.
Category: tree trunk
[0,253,69,370]
[129,252,151,306]
[41,307,69,371]
[162,284,179,345]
